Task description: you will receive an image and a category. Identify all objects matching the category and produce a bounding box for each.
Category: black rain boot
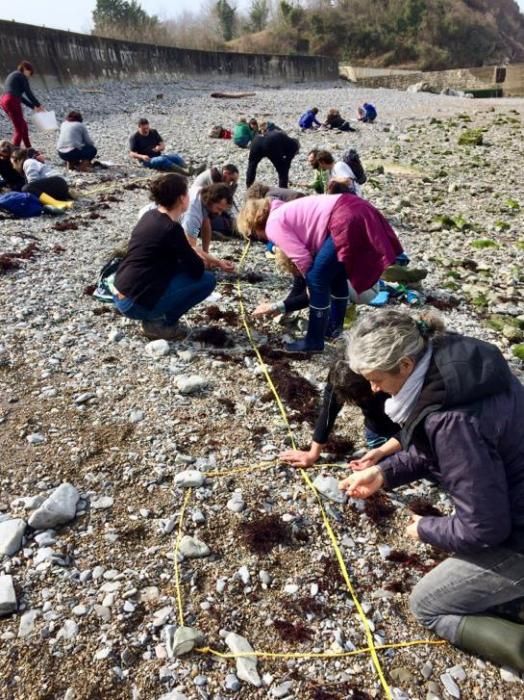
[285,305,329,353]
[458,614,524,671]
[325,295,349,339]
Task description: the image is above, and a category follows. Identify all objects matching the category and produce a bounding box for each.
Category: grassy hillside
[227,0,524,70]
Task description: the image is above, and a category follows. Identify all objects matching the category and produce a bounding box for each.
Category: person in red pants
[1,61,45,148]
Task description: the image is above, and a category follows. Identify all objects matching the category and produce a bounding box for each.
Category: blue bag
[0,192,43,218]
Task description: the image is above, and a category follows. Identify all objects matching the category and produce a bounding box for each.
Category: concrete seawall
[340,63,524,97]
[0,20,338,89]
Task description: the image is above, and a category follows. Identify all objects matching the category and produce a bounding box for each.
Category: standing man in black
[246,129,300,189]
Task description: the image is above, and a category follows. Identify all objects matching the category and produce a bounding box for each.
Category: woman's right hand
[339,466,384,499]
[217,259,235,273]
[34,105,45,113]
[253,301,276,317]
[280,448,318,468]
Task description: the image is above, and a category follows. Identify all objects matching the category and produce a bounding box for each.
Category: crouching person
[113,174,216,341]
[340,310,524,671]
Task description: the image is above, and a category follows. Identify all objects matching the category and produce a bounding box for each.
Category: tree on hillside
[248,0,270,32]
[92,0,160,38]
[215,0,237,41]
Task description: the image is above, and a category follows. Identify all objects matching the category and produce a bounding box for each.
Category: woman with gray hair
[340,310,524,670]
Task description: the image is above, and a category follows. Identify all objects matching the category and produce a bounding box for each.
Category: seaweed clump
[363,493,396,524]
[308,683,372,700]
[0,242,39,273]
[273,619,313,643]
[324,435,355,457]
[238,515,291,554]
[408,497,444,517]
[192,326,235,348]
[267,360,319,425]
[205,305,239,325]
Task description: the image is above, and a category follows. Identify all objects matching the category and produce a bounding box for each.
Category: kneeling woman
[237,193,402,352]
[341,311,524,670]
[114,174,216,340]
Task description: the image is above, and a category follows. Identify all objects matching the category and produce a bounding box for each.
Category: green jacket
[233,122,254,143]
[311,168,329,194]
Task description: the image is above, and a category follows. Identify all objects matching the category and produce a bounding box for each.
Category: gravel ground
[0,77,523,700]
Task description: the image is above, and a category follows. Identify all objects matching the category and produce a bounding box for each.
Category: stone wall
[340,63,524,96]
[0,20,338,89]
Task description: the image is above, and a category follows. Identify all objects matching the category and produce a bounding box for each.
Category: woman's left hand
[406,514,422,540]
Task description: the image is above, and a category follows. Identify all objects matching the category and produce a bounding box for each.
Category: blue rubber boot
[325,295,349,339]
[285,305,329,353]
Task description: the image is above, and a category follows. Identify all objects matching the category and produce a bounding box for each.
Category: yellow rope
[236,243,391,699]
[196,638,446,660]
[169,241,444,698]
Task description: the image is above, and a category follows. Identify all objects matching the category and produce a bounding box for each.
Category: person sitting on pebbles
[0,140,25,190]
[129,118,198,175]
[57,110,97,171]
[316,149,362,196]
[298,107,321,131]
[280,350,400,468]
[11,147,73,208]
[113,174,216,341]
[357,102,377,123]
[324,108,355,132]
[340,310,524,672]
[233,117,258,148]
[237,192,402,353]
[190,163,239,239]
[182,182,236,272]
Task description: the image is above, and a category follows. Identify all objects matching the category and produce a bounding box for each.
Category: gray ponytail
[347,310,445,374]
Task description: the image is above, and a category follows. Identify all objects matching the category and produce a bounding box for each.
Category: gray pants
[409,547,524,644]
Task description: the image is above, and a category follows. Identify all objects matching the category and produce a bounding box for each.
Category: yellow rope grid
[172,241,446,698]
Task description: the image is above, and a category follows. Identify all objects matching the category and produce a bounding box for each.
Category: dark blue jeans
[305,235,348,309]
[114,271,216,325]
[142,153,186,171]
[58,145,98,162]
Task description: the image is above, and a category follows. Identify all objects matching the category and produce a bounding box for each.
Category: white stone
[145,339,170,357]
[129,409,144,423]
[440,673,460,698]
[500,666,521,683]
[164,625,204,657]
[0,576,17,616]
[90,496,114,510]
[175,374,208,395]
[272,681,294,698]
[28,483,79,530]
[27,433,45,445]
[75,392,95,405]
[227,492,245,512]
[225,632,261,687]
[34,530,56,546]
[284,583,298,594]
[57,619,79,641]
[18,609,39,637]
[447,665,466,682]
[174,470,204,488]
[312,475,346,503]
[157,691,188,700]
[179,535,210,558]
[237,566,250,584]
[0,518,26,556]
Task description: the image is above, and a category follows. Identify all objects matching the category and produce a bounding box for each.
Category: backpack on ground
[342,149,367,185]
[92,255,123,303]
[0,192,43,218]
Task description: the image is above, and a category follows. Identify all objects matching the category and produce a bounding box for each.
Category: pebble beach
[0,76,523,700]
